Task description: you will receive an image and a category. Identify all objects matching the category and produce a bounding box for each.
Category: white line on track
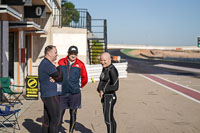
[139,74,200,104]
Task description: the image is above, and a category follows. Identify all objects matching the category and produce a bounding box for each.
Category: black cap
[68,45,78,54]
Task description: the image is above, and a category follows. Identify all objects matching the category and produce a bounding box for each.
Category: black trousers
[61,109,77,133]
[102,94,117,133]
[41,96,61,133]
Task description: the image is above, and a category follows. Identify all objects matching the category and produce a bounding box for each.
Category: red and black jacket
[58,56,88,94]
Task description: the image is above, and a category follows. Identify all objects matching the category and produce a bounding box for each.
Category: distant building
[0,0,62,87]
[0,0,107,89]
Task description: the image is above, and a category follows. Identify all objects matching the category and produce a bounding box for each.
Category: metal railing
[52,7,107,65]
[87,19,107,64]
[52,8,91,31]
[88,19,107,40]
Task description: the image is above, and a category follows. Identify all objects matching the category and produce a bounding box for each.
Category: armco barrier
[86,62,128,83]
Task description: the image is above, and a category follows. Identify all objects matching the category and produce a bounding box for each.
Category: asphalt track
[10,49,200,133]
[15,73,200,133]
[109,49,200,103]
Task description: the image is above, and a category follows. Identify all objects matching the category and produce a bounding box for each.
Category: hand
[99,90,104,98]
[50,77,55,82]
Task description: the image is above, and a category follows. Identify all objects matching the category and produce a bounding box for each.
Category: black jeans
[102,94,117,133]
[41,95,61,133]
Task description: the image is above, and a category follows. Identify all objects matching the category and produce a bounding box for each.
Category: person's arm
[80,63,88,88]
[99,90,104,98]
[97,81,102,93]
[97,70,110,93]
[49,66,62,82]
[105,67,119,93]
[97,80,104,98]
[109,67,118,86]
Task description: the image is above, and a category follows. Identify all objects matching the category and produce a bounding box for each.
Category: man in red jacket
[58,45,88,133]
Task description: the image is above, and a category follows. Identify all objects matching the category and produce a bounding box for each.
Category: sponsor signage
[26,75,39,100]
[1,0,32,6]
[198,37,200,48]
[24,6,46,18]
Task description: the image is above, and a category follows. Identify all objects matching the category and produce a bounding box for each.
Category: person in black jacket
[97,52,119,133]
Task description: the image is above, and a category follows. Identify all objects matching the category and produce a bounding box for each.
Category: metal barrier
[88,19,107,64]
[52,8,91,31]
[86,62,128,83]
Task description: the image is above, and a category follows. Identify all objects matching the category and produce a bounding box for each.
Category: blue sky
[71,0,200,46]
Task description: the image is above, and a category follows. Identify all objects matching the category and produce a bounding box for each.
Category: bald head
[100,52,111,68]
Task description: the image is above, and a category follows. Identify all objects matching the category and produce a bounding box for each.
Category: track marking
[154,64,200,73]
[151,75,200,93]
[140,74,200,103]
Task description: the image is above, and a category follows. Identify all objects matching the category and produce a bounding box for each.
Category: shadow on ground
[22,117,93,133]
[22,118,42,133]
[59,120,93,133]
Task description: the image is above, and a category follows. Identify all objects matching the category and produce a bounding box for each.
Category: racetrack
[13,49,200,133]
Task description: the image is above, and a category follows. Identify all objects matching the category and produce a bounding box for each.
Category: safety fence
[52,8,91,31]
[86,62,128,83]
